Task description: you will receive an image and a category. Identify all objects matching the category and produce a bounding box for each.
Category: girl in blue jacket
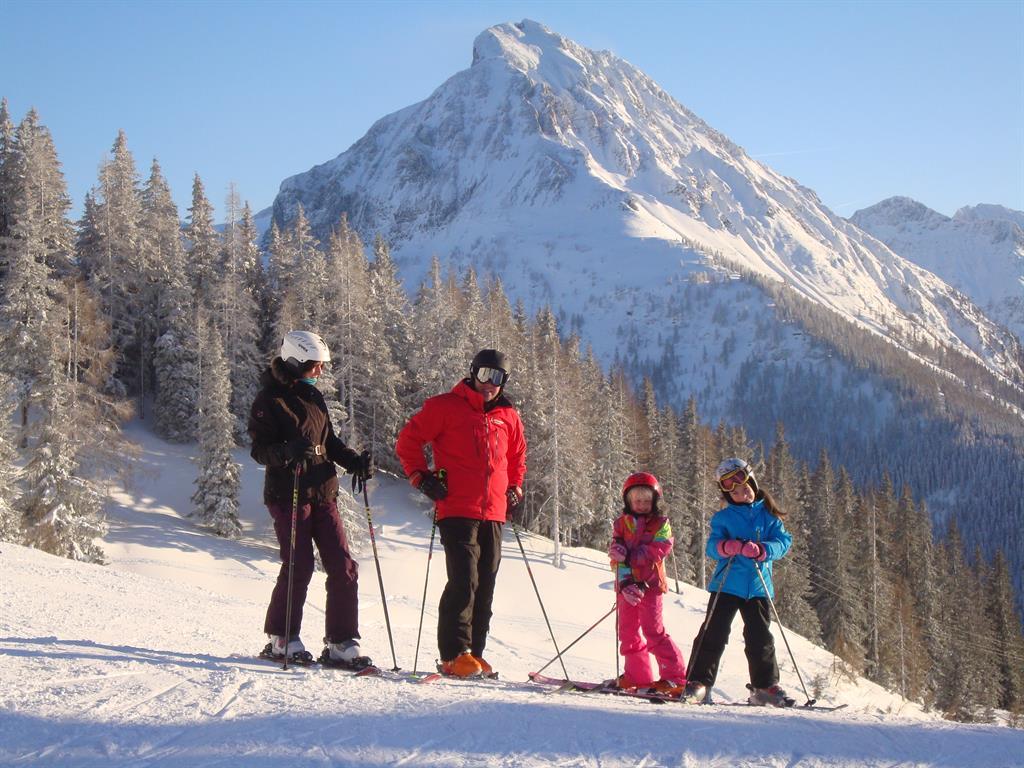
[686,458,794,706]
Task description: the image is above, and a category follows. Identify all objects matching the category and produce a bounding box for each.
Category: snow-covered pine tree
[0,370,21,542]
[482,277,524,370]
[0,97,15,277]
[451,266,485,353]
[264,220,291,344]
[363,234,413,469]
[580,360,635,546]
[1,111,118,563]
[765,425,820,641]
[529,308,568,567]
[0,109,72,434]
[410,255,463,404]
[323,214,372,448]
[136,159,182,420]
[221,199,265,441]
[986,550,1024,715]
[143,163,200,443]
[184,174,220,315]
[554,333,598,549]
[858,477,896,684]
[932,524,990,721]
[77,130,144,399]
[678,397,716,587]
[191,318,242,538]
[892,484,942,707]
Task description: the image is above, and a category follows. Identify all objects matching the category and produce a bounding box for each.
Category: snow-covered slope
[852,197,1024,341]
[271,19,1021,393]
[3,423,1022,767]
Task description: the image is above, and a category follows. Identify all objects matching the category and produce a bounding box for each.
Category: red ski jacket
[396,380,527,523]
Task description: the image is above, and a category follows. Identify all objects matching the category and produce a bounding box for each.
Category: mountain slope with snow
[2,423,1022,767]
[851,197,1024,341]
[272,20,1021,394]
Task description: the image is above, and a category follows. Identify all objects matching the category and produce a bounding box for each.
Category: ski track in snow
[2,423,1023,767]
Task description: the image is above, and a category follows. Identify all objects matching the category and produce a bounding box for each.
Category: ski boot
[747,683,795,707]
[319,639,375,671]
[261,635,315,665]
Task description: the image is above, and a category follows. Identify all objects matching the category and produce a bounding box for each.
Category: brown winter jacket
[248,357,361,505]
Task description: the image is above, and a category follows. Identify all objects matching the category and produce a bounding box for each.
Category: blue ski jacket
[706,498,792,600]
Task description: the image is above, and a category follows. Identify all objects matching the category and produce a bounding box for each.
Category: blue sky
[3,0,1021,221]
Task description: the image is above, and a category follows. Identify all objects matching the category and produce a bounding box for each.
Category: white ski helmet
[716,457,759,495]
[281,330,331,373]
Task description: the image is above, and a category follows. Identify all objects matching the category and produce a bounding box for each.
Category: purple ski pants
[264,499,360,643]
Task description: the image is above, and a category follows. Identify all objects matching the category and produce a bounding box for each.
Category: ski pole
[753,560,815,706]
[614,597,620,680]
[413,482,441,674]
[509,522,570,679]
[282,461,302,671]
[362,483,399,671]
[533,602,617,677]
[685,555,735,687]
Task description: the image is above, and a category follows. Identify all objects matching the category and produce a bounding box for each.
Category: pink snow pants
[618,588,687,686]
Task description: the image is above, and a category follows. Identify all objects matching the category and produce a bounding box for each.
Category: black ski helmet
[470,349,510,384]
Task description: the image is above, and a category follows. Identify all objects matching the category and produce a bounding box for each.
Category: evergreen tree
[987,550,1024,714]
[216,190,263,441]
[77,130,144,399]
[766,427,820,641]
[411,255,463,402]
[932,524,979,720]
[142,162,199,442]
[0,370,21,542]
[0,110,72,433]
[184,174,220,313]
[364,234,413,467]
[191,319,242,538]
[323,214,372,447]
[0,97,16,277]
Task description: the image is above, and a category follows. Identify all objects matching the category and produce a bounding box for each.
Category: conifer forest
[1,101,1022,724]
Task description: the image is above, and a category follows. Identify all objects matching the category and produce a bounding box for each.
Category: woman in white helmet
[249,330,375,668]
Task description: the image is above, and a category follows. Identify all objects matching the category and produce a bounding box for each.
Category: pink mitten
[717,539,743,558]
[608,541,628,563]
[621,583,645,606]
[741,541,767,561]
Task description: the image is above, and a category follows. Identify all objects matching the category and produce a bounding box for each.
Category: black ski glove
[416,470,448,502]
[351,450,374,494]
[506,486,523,524]
[285,438,317,465]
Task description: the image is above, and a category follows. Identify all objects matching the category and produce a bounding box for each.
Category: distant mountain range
[266,20,1024,601]
[851,197,1024,343]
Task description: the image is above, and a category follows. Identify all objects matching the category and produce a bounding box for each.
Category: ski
[528,672,680,703]
[352,666,442,684]
[712,704,847,716]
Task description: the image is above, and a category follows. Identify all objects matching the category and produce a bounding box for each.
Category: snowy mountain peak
[954,203,1024,229]
[853,196,951,228]
[271,21,1023,396]
[472,20,574,78]
[853,197,1024,341]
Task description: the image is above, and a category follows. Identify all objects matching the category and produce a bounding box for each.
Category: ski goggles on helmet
[474,366,509,386]
[718,467,750,492]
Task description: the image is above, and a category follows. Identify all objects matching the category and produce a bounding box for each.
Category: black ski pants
[264,499,360,643]
[437,518,503,660]
[686,592,779,689]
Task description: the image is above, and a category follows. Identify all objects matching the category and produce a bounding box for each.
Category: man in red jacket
[396,349,527,678]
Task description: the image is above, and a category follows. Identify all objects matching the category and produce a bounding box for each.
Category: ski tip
[353,665,383,677]
[414,672,442,684]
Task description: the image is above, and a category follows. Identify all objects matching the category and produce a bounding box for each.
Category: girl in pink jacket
[609,472,689,694]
